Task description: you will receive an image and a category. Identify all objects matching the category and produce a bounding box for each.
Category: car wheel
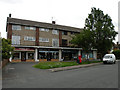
[103,61,106,64]
[114,61,116,64]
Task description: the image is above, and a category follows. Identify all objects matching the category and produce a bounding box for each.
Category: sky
[0,0,119,43]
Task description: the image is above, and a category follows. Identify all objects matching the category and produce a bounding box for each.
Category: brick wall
[2,59,9,68]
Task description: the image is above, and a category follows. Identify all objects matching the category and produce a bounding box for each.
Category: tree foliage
[84,7,118,58]
[71,30,94,52]
[2,38,14,60]
[71,7,118,59]
[70,30,94,60]
[112,50,120,59]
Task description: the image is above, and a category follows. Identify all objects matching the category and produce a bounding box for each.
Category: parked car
[103,54,116,64]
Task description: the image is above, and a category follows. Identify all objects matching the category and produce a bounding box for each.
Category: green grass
[33,61,102,69]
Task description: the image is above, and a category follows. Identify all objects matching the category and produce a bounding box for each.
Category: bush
[112,50,120,59]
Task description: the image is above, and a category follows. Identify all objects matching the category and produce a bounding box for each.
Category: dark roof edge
[7,17,83,32]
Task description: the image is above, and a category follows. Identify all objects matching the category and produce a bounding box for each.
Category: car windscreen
[104,55,111,58]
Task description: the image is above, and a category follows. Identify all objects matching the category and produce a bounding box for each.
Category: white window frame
[12,35,20,45]
[52,39,59,47]
[24,36,35,41]
[39,37,49,42]
[39,28,49,32]
[25,26,36,30]
[52,30,59,35]
[12,25,21,30]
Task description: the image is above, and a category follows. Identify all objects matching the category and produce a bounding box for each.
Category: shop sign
[15,48,35,51]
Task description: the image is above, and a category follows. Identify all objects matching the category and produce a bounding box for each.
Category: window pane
[24,36,35,41]
[12,36,20,45]
[52,39,59,47]
[25,26,36,30]
[39,37,49,42]
[25,26,30,30]
[13,53,20,60]
[52,30,58,35]
[39,28,49,32]
[28,53,34,59]
[12,25,21,30]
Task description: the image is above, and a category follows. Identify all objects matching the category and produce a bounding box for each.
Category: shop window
[28,53,34,59]
[89,52,93,58]
[13,53,20,60]
[38,52,47,59]
[51,52,59,59]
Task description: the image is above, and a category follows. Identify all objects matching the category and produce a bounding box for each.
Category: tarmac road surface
[2,61,119,88]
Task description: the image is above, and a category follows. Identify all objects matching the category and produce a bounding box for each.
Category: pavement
[48,62,103,72]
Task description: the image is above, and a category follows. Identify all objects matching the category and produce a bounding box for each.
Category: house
[6,15,97,62]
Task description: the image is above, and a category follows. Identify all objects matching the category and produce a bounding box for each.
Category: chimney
[9,14,11,17]
[52,21,56,24]
[117,42,119,45]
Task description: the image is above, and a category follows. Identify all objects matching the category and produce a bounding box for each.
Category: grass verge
[33,61,102,69]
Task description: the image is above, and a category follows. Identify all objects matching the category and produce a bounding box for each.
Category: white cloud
[0,0,23,4]
[0,0,119,43]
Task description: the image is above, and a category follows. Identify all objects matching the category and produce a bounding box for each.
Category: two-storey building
[6,15,97,62]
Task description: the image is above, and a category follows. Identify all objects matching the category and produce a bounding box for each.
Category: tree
[70,30,94,60]
[84,7,118,59]
[112,50,120,59]
[2,38,14,60]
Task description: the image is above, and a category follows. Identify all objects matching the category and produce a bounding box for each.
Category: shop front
[11,48,35,62]
[10,46,97,62]
[62,50,78,61]
[38,49,59,61]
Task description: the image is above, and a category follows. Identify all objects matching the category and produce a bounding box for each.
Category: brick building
[6,15,97,62]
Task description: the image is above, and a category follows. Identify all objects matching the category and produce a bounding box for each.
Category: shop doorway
[47,53,52,61]
[21,52,26,61]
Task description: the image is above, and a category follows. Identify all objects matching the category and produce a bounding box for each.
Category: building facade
[6,16,97,62]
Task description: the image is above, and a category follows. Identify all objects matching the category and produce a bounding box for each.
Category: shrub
[112,50,120,59]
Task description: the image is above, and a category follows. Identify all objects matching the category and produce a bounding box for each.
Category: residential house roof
[7,17,83,32]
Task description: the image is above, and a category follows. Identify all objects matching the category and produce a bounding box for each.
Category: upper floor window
[62,31,67,35]
[71,32,75,35]
[62,39,67,46]
[52,30,59,35]
[24,36,35,41]
[39,37,49,42]
[12,25,21,30]
[12,35,20,45]
[25,26,36,30]
[52,39,59,47]
[39,28,49,32]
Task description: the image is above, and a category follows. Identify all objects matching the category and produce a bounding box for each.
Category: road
[2,61,118,88]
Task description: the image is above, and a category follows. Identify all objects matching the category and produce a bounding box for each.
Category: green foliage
[71,7,118,59]
[71,30,94,52]
[112,50,120,59]
[84,7,118,58]
[2,38,14,60]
